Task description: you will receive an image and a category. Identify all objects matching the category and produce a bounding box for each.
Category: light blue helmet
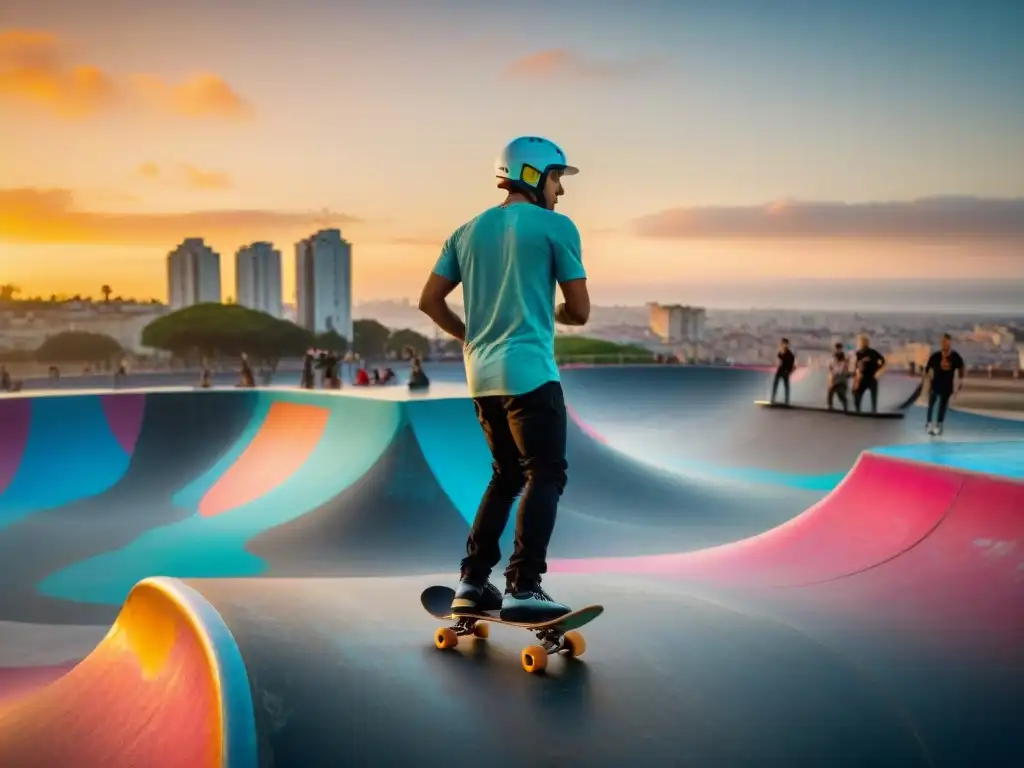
[494,136,578,206]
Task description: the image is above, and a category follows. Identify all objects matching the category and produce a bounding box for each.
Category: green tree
[142,303,314,366]
[35,331,122,363]
[352,319,390,358]
[386,328,430,359]
[314,329,348,354]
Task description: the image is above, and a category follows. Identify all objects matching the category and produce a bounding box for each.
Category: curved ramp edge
[550,452,965,586]
[783,467,1024,656]
[0,577,257,768]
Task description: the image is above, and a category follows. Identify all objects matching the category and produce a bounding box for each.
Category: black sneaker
[500,584,571,622]
[451,575,502,614]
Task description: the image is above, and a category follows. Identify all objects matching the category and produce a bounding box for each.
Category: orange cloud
[503,49,661,81]
[132,72,253,121]
[134,163,233,191]
[0,28,253,121]
[0,29,118,118]
[136,162,160,180]
[180,164,233,191]
[380,234,445,247]
[0,187,360,246]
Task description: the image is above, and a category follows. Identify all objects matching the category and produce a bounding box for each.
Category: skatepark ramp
[557,364,1022,480]
[0,577,256,767]
[553,448,1024,653]
[0,384,815,624]
[0,374,1022,766]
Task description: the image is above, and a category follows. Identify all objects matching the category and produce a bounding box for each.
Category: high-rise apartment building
[295,229,353,340]
[648,303,706,344]
[235,242,283,317]
[167,238,222,310]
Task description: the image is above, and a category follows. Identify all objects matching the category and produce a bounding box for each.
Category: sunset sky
[1,0,1022,308]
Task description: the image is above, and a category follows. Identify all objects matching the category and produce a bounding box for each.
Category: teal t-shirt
[432,203,586,398]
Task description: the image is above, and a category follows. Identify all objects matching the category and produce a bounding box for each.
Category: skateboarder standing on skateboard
[923,333,965,436]
[417,136,589,622]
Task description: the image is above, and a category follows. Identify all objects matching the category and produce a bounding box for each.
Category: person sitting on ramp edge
[418,135,589,622]
[826,342,850,412]
[853,334,886,413]
[407,357,430,390]
[923,332,965,436]
[770,338,795,405]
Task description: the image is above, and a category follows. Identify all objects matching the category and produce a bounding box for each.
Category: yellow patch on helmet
[521,165,542,186]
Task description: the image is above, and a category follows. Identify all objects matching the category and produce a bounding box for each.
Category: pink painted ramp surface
[566,404,607,444]
[551,453,964,587]
[0,661,77,707]
[100,394,146,455]
[789,472,1024,657]
[199,401,330,518]
[0,399,32,494]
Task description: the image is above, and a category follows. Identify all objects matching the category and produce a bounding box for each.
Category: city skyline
[1,1,1022,306]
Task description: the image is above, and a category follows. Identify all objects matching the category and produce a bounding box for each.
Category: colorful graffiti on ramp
[0,370,1021,766]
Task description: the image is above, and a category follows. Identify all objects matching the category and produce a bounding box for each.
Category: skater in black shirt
[923,333,965,436]
[771,338,796,405]
[852,334,886,413]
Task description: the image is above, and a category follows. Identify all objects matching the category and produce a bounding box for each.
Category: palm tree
[101,285,112,304]
[0,284,20,301]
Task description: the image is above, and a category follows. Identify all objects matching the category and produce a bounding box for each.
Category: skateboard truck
[434,616,586,674]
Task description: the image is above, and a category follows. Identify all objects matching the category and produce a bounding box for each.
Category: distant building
[1018,344,1024,371]
[235,242,283,317]
[167,238,221,310]
[295,229,353,339]
[883,342,931,371]
[648,303,706,345]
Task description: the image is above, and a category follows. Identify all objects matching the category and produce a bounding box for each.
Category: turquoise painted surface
[648,458,846,492]
[38,393,404,605]
[871,440,1024,480]
[0,396,134,531]
[406,397,499,524]
[409,397,845,520]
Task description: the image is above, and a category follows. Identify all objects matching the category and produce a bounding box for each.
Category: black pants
[927,389,952,423]
[461,380,568,590]
[827,382,849,411]
[853,377,878,412]
[771,372,791,404]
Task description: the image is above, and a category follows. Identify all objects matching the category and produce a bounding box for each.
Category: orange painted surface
[0,583,222,768]
[199,402,331,518]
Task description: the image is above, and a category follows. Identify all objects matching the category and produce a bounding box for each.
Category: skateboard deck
[420,585,604,674]
[754,400,905,419]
